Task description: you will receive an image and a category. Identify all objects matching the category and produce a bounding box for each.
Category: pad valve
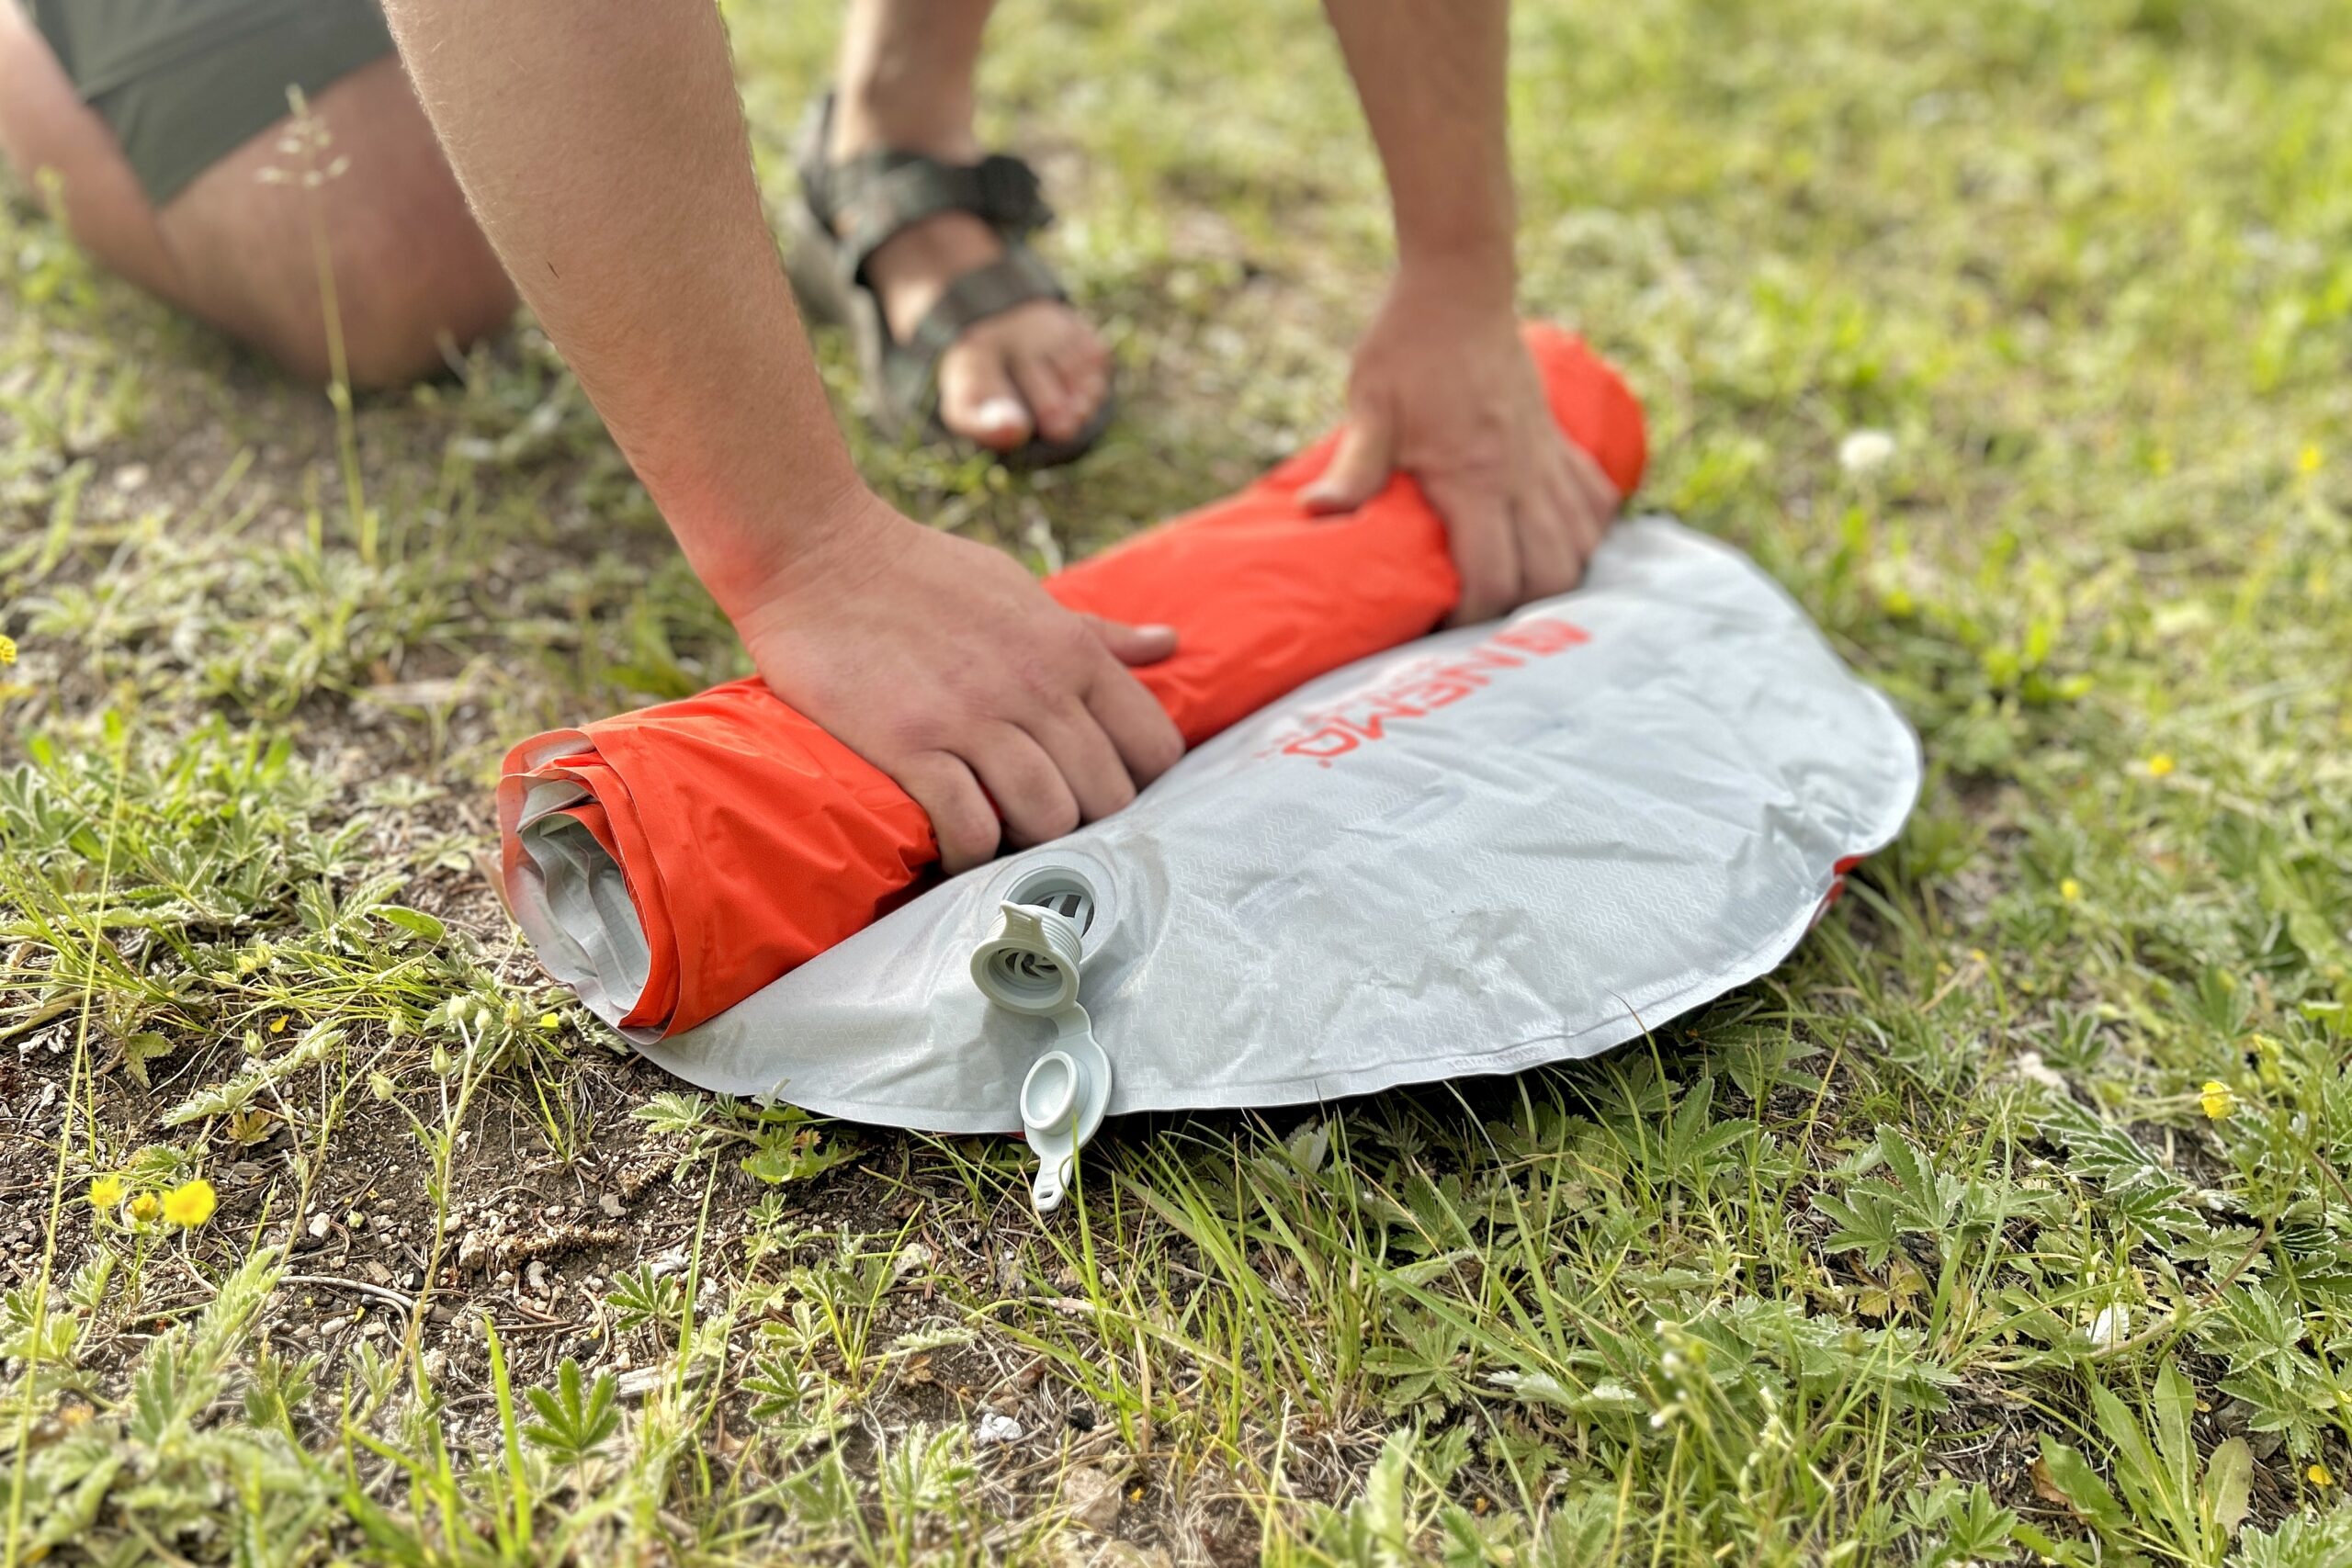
[969,891,1110,1213]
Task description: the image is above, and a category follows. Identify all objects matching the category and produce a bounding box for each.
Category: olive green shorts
[31,0,395,208]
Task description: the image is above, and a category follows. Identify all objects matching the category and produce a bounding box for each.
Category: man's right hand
[373,1,1180,867]
[729,491,1185,874]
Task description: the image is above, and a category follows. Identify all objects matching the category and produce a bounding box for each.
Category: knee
[335,260,519,389]
[263,238,518,389]
[154,57,522,389]
[257,230,514,392]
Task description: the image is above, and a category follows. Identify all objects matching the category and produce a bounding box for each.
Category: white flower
[1838,429,1898,476]
[2088,1304,2130,1348]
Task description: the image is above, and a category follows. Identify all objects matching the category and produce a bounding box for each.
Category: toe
[1012,345,1082,445]
[1049,326,1110,425]
[935,335,1033,452]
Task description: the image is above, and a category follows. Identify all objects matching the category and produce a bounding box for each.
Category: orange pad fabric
[498,324,1647,1037]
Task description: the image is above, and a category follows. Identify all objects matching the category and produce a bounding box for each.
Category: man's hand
[1303,274,1622,626]
[730,491,1183,874]
[1316,0,1623,624]
[379,2,1174,868]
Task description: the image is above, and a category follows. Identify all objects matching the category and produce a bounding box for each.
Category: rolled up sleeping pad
[498,324,1648,1039]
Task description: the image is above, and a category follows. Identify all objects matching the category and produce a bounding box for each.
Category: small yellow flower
[270,1015,289,1034]
[0,634,16,665]
[87,1174,124,1209]
[2059,877,2083,902]
[537,1011,560,1030]
[2300,445,2324,476]
[2146,752,2176,778]
[162,1179,217,1228]
[127,1191,162,1224]
[2310,1461,2335,1488]
[1883,586,1916,617]
[2199,1080,2237,1121]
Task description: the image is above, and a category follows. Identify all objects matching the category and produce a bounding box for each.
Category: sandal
[783,93,1114,470]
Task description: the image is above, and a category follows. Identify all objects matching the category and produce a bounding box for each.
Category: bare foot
[828,125,1110,452]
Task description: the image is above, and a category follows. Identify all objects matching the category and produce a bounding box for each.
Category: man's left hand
[1303,273,1623,626]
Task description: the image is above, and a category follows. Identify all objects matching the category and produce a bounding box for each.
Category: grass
[3,0,2350,1560]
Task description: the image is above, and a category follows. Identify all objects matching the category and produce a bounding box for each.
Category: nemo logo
[1270,616,1590,763]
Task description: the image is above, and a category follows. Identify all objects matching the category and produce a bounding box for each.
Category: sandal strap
[884,247,1067,414]
[795,95,1088,440]
[816,151,1054,285]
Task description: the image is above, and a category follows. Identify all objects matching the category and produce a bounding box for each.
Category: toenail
[974,396,1027,433]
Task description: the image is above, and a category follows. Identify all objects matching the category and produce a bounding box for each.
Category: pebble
[1060,1465,1123,1532]
[975,1412,1023,1447]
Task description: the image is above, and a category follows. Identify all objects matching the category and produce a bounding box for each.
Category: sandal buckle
[977,154,1052,231]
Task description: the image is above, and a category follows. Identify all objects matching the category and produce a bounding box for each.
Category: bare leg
[0,0,186,301]
[155,55,517,385]
[0,6,514,387]
[827,0,1110,451]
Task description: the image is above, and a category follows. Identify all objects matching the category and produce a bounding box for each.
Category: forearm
[1320,0,1518,308]
[378,0,863,617]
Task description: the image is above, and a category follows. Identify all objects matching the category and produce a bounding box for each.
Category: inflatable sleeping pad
[499,326,1923,1208]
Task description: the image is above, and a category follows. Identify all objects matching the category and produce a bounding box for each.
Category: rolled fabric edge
[499,731,660,1041]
